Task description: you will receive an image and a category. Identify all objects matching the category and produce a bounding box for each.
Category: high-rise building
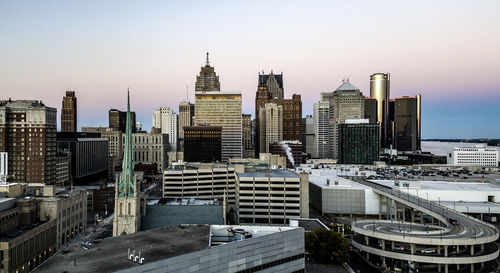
[364,97,378,124]
[338,119,379,164]
[127,132,169,172]
[273,94,302,143]
[370,73,390,148]
[258,71,284,99]
[152,107,178,151]
[109,109,136,133]
[313,98,330,159]
[113,91,141,237]
[61,91,77,132]
[328,80,365,160]
[259,103,283,153]
[184,125,222,163]
[178,101,195,151]
[195,52,220,92]
[269,141,302,168]
[242,114,254,158]
[101,127,122,175]
[416,94,422,151]
[394,96,418,151]
[254,84,271,156]
[0,100,57,184]
[302,115,314,157]
[195,91,242,161]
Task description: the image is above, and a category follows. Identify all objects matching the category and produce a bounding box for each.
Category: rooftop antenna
[205,52,210,67]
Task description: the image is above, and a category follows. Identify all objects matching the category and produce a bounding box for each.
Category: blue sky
[1,0,499,138]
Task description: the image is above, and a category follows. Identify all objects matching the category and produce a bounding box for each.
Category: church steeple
[118,89,135,197]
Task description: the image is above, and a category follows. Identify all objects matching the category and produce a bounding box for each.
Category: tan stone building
[61,91,77,133]
[259,103,283,153]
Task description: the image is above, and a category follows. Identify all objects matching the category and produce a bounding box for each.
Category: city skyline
[1,1,499,138]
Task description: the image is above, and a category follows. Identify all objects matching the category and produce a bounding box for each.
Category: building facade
[55,151,71,186]
[338,119,379,164]
[194,91,242,161]
[183,126,222,163]
[258,71,284,99]
[127,132,169,172]
[328,81,365,160]
[364,97,378,124]
[100,128,122,176]
[242,114,254,158]
[195,53,220,92]
[269,141,302,168]
[394,96,418,152]
[259,103,283,153]
[109,109,136,133]
[369,73,390,148]
[61,91,77,133]
[152,107,177,151]
[447,146,499,167]
[0,100,57,184]
[313,100,330,159]
[178,101,195,151]
[302,115,314,158]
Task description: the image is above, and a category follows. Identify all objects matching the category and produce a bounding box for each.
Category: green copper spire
[118,89,135,198]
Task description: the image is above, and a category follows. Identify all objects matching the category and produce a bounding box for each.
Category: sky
[1,0,499,138]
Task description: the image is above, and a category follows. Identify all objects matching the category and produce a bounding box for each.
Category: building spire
[119,88,135,198]
[205,52,210,67]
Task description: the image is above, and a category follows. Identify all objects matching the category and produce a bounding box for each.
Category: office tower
[195,91,242,161]
[109,109,136,133]
[178,101,195,139]
[183,125,222,163]
[313,94,331,158]
[416,94,422,151]
[56,132,108,185]
[364,97,378,124]
[61,90,77,132]
[269,141,302,168]
[302,115,314,157]
[258,71,284,99]
[259,103,283,153]
[274,94,302,143]
[242,114,254,158]
[127,132,169,172]
[0,100,57,184]
[329,80,365,160]
[152,107,178,151]
[100,128,122,178]
[195,52,220,92]
[394,96,418,151]
[113,91,141,237]
[338,119,379,164]
[370,73,390,148]
[254,85,271,156]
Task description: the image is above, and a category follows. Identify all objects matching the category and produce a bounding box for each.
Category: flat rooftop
[237,169,299,178]
[35,225,210,273]
[309,175,371,190]
[370,179,500,192]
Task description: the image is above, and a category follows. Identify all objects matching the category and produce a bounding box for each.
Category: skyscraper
[109,109,136,133]
[254,84,270,156]
[258,71,284,99]
[302,115,314,157]
[338,119,379,164]
[364,97,378,124]
[242,114,254,158]
[152,107,178,151]
[259,103,283,153]
[113,91,140,237]
[0,100,57,184]
[313,98,329,159]
[178,101,195,139]
[195,91,242,161]
[329,80,365,160]
[61,90,77,132]
[183,125,222,163]
[195,53,220,92]
[369,73,390,148]
[416,94,422,151]
[394,96,418,151]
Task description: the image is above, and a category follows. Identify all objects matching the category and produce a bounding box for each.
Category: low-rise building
[447,145,499,167]
[127,132,169,173]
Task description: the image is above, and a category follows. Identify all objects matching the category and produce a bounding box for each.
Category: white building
[447,145,499,167]
[152,107,178,151]
[259,103,283,153]
[313,100,329,159]
[124,132,169,172]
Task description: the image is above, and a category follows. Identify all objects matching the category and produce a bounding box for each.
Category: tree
[305,229,350,264]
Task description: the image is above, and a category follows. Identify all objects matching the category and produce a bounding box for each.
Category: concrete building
[394,96,419,152]
[127,132,168,173]
[152,107,177,151]
[0,100,57,184]
[109,109,136,133]
[183,125,221,163]
[259,103,283,153]
[370,72,390,148]
[194,91,242,161]
[269,141,302,169]
[100,127,122,177]
[236,169,309,224]
[61,91,77,133]
[302,115,314,158]
[328,80,365,160]
[113,92,141,237]
[55,151,71,186]
[447,145,499,167]
[56,132,108,185]
[241,114,254,158]
[338,119,379,164]
[195,53,220,92]
[178,101,194,151]
[258,71,284,99]
[163,165,237,204]
[35,225,305,273]
[313,99,329,159]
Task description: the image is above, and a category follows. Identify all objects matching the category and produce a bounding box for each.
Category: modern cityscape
[1,1,500,273]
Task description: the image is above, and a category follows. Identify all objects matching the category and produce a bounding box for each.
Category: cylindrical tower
[416,94,422,150]
[370,73,390,148]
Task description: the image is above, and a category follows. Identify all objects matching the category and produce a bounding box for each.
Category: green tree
[305,229,350,264]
